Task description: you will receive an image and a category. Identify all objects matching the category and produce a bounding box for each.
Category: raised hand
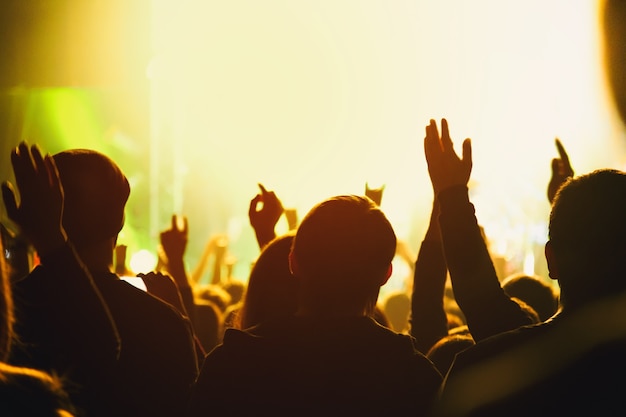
[249,183,284,249]
[365,182,385,206]
[547,138,574,203]
[160,215,188,265]
[423,118,472,195]
[2,142,67,257]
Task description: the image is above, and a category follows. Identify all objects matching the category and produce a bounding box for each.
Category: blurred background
[1,0,625,295]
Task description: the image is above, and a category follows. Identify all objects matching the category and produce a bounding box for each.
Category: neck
[295,305,369,319]
[75,238,116,275]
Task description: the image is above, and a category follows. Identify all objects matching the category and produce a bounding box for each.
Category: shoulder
[450,321,549,375]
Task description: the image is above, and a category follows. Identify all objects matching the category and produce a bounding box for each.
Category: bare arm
[425,119,533,341]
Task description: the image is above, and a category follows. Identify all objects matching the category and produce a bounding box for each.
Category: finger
[551,158,560,175]
[248,194,262,217]
[428,119,440,145]
[555,138,573,175]
[441,118,454,152]
[12,143,39,195]
[267,191,282,208]
[424,120,440,162]
[180,216,188,234]
[555,138,567,160]
[258,183,268,195]
[462,138,473,170]
[30,145,46,177]
[1,182,19,222]
[171,214,177,230]
[10,146,27,188]
[43,155,62,191]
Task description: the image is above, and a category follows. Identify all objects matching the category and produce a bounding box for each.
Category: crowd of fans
[1,114,625,416]
[2,3,626,413]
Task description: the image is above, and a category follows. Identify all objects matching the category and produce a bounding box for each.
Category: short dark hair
[549,169,626,302]
[292,195,396,292]
[53,149,130,247]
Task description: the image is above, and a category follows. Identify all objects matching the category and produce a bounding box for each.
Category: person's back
[192,315,441,416]
[86,270,198,416]
[189,195,441,416]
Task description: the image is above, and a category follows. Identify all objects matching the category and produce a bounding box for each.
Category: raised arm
[3,142,121,406]
[410,197,449,354]
[158,215,196,319]
[249,183,284,249]
[424,119,533,341]
[190,233,228,287]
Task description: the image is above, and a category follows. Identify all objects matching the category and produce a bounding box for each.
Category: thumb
[551,158,560,175]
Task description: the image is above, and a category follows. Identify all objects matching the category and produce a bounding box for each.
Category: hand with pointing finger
[249,183,284,249]
[547,138,574,204]
[160,214,189,266]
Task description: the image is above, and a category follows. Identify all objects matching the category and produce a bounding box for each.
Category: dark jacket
[189,315,442,417]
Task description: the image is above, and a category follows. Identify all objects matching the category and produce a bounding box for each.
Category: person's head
[546,169,626,309]
[194,300,224,353]
[427,334,475,377]
[502,273,559,321]
[290,195,396,316]
[52,149,129,251]
[236,233,298,329]
[382,291,411,333]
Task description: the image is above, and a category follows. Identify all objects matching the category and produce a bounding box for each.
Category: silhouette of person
[189,195,442,417]
[431,129,626,415]
[2,143,105,416]
[10,147,197,417]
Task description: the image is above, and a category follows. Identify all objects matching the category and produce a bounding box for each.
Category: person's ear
[289,250,299,276]
[545,241,558,281]
[379,263,393,286]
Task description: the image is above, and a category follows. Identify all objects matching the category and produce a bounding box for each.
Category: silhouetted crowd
[6,0,626,412]
[2,115,626,417]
